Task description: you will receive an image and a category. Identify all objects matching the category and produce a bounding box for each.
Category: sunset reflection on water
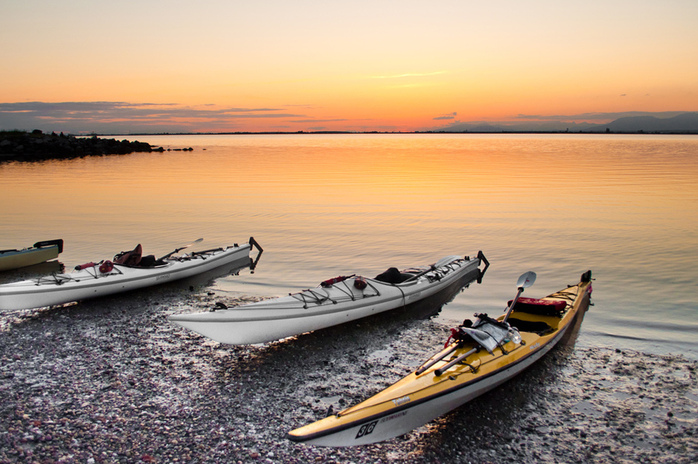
[1,134,697,357]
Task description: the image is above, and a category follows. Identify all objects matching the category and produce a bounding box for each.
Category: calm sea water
[2,134,697,358]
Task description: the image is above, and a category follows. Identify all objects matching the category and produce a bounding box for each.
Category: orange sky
[1,0,697,133]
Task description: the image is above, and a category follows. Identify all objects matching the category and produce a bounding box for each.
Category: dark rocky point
[0,130,167,162]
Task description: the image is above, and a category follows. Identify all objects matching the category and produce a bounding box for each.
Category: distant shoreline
[2,129,695,163]
[93,130,698,137]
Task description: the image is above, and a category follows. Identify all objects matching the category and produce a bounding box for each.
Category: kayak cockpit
[506,317,554,335]
[506,291,578,333]
[113,244,234,269]
[374,267,416,284]
[113,244,168,268]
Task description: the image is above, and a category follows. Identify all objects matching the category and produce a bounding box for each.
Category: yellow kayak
[0,239,63,272]
[288,270,593,446]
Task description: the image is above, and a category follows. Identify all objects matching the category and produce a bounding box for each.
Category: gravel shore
[1,285,696,463]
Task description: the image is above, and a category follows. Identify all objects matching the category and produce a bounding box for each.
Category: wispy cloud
[0,101,306,133]
[369,71,447,79]
[433,112,457,121]
[291,119,350,123]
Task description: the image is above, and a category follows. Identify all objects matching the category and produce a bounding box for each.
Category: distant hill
[432,112,698,133]
[590,112,698,133]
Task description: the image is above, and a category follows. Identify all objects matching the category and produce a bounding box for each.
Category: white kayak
[169,251,488,345]
[0,238,262,311]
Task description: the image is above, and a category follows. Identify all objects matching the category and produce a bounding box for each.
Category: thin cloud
[369,71,447,79]
[0,101,306,133]
[291,119,350,123]
[433,112,457,121]
[1,102,290,116]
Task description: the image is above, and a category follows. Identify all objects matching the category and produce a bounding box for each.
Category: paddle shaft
[434,347,478,377]
[434,271,535,376]
[401,265,435,283]
[158,238,203,261]
[416,345,458,375]
[502,287,524,323]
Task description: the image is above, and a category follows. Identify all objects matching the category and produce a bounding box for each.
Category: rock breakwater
[0,130,164,162]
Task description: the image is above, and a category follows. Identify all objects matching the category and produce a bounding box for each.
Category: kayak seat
[507,318,553,335]
[508,297,567,317]
[375,267,413,284]
[113,244,142,267]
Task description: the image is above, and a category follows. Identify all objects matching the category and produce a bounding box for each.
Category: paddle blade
[157,238,204,261]
[179,238,203,251]
[517,271,536,289]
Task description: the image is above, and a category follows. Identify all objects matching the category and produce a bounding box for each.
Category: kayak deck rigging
[291,279,382,308]
[288,257,470,309]
[33,265,125,285]
[30,247,238,287]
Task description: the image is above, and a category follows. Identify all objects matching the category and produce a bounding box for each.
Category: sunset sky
[1,0,697,133]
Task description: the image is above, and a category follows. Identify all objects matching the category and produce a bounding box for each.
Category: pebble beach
[1,286,696,464]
